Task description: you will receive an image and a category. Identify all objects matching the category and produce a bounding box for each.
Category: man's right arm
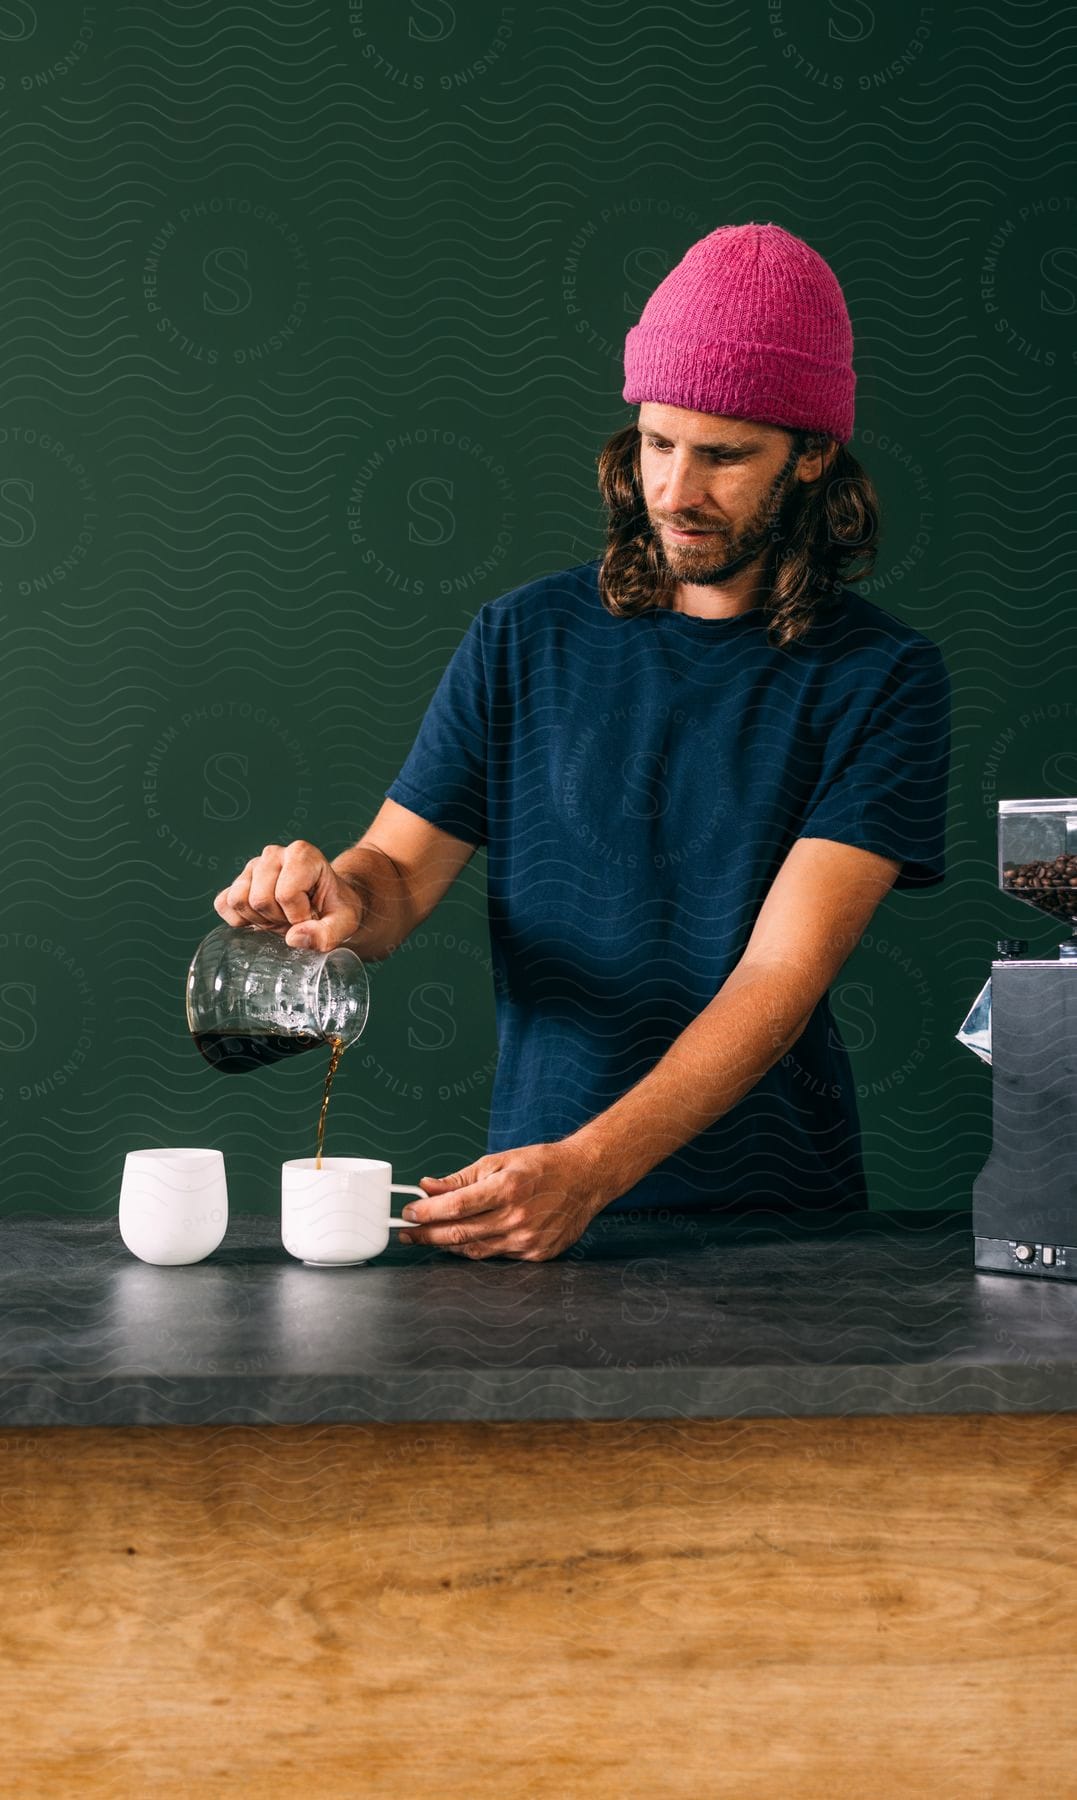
[213,798,481,958]
[331,797,481,961]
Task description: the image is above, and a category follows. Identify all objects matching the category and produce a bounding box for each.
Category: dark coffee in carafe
[193,1030,323,1074]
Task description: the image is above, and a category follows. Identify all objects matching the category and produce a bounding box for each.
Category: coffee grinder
[956,798,1077,1280]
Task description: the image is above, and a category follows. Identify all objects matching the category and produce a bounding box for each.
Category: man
[215,221,951,1262]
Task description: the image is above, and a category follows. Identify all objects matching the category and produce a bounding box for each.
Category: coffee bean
[1002,852,1077,920]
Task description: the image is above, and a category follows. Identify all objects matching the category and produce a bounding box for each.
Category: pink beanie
[622,221,856,444]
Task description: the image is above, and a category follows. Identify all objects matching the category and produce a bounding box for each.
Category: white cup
[119,1148,228,1265]
[282,1157,426,1266]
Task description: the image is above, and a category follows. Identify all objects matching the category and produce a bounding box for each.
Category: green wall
[3,1,1074,1216]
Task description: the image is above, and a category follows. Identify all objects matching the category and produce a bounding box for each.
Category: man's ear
[794,432,838,484]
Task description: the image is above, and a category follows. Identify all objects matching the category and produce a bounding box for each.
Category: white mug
[281,1157,426,1266]
[119,1148,228,1265]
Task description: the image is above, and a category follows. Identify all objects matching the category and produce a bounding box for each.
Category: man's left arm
[560,835,902,1204]
[400,837,903,1258]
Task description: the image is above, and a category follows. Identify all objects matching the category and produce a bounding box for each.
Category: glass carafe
[186,923,370,1074]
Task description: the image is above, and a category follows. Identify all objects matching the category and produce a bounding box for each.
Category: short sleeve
[384,607,488,847]
[795,641,952,890]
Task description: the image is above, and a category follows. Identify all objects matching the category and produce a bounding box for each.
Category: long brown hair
[595,421,881,649]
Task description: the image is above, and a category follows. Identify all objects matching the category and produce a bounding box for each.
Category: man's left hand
[398,1140,605,1261]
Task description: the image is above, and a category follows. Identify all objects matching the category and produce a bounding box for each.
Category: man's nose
[657,454,709,512]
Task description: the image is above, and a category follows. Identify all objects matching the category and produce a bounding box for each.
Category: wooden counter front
[5,1414,1075,1797]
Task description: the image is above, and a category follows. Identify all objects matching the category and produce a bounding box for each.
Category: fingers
[213,844,284,928]
[453,1236,520,1259]
[284,865,366,952]
[248,845,289,920]
[276,852,328,928]
[408,1169,504,1223]
[400,1179,515,1254]
[282,895,359,954]
[402,1228,520,1259]
[213,841,361,946]
[281,916,341,953]
[417,1157,498,1199]
[399,1155,557,1257]
[213,860,254,927]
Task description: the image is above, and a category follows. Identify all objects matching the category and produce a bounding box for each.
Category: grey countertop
[1,1208,1073,1425]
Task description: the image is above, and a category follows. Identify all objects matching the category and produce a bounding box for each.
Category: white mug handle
[388,1183,427,1227]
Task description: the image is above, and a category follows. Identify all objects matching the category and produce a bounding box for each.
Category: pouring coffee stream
[314,1035,346,1170]
[287,902,346,1172]
[186,917,371,1169]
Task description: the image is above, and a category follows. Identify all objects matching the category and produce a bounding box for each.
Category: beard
[650,445,801,588]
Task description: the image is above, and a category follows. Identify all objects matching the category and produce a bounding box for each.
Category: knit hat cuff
[623,325,856,445]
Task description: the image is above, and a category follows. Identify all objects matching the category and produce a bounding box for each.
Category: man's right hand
[213,841,365,953]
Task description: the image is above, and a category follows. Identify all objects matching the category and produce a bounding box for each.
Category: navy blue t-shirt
[385,557,951,1216]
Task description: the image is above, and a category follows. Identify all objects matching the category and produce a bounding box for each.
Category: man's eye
[645,439,734,459]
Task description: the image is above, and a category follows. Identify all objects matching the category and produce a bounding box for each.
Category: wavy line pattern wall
[2,0,1074,1216]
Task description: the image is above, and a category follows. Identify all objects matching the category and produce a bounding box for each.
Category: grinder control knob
[1013,1243,1036,1263]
